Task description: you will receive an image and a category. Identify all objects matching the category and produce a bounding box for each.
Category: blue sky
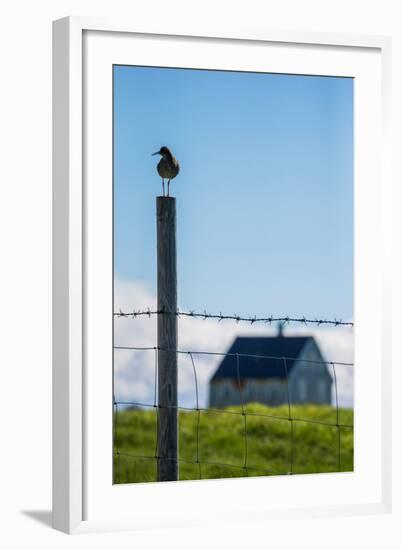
[113,65,353,321]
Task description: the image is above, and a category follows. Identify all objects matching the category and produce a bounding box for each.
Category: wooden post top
[157,196,176,224]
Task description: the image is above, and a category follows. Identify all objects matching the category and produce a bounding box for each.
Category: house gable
[289,338,332,383]
[289,339,332,404]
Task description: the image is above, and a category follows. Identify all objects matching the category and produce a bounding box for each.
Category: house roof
[210,336,317,381]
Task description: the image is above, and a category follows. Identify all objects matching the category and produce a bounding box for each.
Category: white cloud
[114,278,354,408]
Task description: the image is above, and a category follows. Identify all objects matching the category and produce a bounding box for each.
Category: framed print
[52,17,392,534]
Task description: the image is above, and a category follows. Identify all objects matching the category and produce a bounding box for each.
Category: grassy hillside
[113,403,353,484]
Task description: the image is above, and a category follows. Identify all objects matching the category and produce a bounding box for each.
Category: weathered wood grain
[156,197,178,481]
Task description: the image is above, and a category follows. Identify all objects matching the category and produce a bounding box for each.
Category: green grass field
[113,403,353,484]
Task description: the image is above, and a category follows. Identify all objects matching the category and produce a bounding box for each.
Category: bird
[152,146,180,197]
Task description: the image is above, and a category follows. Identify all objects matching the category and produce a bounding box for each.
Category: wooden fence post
[156,196,178,481]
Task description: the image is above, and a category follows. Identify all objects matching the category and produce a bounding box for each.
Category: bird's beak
[152,151,160,156]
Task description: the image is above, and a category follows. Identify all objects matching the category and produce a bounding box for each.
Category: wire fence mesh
[113,309,354,484]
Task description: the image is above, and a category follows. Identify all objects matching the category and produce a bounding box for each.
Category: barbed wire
[113,308,353,327]
[113,346,354,483]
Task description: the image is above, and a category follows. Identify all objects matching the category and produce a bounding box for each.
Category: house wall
[209,378,288,408]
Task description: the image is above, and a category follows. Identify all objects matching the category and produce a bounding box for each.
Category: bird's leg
[167,179,170,197]
[162,178,165,197]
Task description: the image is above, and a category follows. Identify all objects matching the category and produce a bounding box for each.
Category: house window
[318,380,327,403]
[298,378,307,402]
[223,383,230,398]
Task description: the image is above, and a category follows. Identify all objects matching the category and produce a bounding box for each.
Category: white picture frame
[52,16,392,534]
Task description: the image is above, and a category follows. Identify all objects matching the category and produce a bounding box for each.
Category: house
[209,326,332,408]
